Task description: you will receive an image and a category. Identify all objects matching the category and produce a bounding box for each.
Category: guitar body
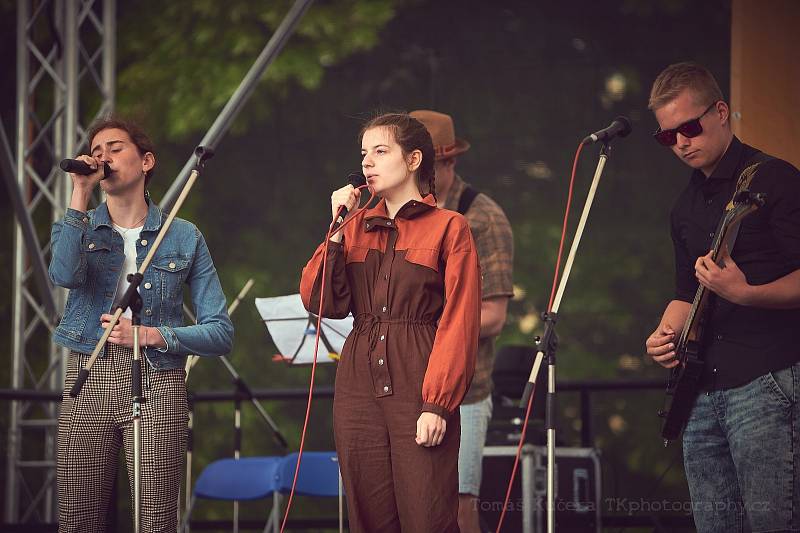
[658,188,766,444]
[661,339,705,441]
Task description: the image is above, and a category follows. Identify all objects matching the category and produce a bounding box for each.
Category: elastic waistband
[353,313,436,330]
[353,313,436,351]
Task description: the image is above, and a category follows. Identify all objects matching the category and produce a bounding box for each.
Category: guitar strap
[457,185,479,216]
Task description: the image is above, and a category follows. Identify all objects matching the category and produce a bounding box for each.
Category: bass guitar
[659,186,766,444]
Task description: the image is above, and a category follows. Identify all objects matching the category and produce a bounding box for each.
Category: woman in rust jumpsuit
[300,113,481,531]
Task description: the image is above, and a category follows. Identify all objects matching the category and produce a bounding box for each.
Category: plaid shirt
[443,175,514,403]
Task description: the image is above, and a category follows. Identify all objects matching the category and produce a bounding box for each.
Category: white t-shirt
[112,224,143,319]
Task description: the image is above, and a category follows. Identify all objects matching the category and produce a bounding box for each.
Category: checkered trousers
[57,343,187,532]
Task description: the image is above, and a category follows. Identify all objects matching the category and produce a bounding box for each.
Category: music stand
[254,294,353,364]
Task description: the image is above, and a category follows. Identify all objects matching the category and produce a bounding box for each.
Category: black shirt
[670,136,800,390]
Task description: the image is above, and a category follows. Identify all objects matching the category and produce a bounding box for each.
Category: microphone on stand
[59,159,112,179]
[330,172,367,233]
[581,116,632,145]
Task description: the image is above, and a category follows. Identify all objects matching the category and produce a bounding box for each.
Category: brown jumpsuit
[301,195,481,532]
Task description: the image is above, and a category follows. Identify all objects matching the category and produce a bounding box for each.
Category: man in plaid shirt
[411,110,514,532]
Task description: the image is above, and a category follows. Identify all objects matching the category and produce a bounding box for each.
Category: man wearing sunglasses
[645,62,800,533]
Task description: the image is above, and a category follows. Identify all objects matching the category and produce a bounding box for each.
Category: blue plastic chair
[181,456,282,533]
[274,451,344,531]
[277,451,341,496]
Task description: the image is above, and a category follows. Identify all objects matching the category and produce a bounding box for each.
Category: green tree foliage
[117,0,396,140]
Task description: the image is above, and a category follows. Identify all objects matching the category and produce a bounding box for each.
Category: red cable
[280,186,373,532]
[495,384,535,531]
[495,141,585,532]
[549,141,584,312]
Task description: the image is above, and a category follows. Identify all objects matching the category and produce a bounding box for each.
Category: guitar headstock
[733,189,766,207]
[712,190,767,263]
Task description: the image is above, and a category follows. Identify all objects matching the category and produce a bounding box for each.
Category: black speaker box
[479,445,601,533]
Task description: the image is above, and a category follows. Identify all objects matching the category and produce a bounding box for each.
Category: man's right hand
[68,155,104,212]
[646,324,679,369]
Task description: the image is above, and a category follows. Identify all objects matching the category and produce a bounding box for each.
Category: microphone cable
[495,140,585,532]
[280,184,375,532]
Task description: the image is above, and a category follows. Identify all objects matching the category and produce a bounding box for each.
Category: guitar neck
[682,283,709,344]
[681,211,747,344]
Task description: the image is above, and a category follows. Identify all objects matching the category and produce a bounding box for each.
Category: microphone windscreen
[348,172,366,187]
[614,116,633,138]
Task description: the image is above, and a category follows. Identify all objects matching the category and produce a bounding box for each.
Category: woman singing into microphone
[300,112,481,531]
[50,116,233,531]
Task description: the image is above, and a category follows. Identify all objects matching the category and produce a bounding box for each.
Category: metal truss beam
[5,0,115,523]
[160,0,314,212]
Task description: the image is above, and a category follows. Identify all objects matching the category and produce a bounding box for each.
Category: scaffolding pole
[5,0,116,523]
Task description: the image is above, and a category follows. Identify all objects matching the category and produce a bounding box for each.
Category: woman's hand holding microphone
[329,184,361,243]
[68,155,105,213]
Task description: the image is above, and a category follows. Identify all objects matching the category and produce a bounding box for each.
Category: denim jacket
[49,200,234,370]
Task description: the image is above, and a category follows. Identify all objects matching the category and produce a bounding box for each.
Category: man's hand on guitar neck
[697,247,800,309]
[695,245,751,305]
[646,300,691,369]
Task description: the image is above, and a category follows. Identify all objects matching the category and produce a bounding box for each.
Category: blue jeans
[682,362,800,533]
[459,394,493,496]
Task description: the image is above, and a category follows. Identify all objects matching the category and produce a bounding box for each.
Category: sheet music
[255,294,353,364]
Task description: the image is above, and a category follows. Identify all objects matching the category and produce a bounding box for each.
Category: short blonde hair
[648,62,724,111]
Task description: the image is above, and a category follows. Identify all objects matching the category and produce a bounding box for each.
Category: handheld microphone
[59,159,112,179]
[330,172,367,233]
[582,116,632,145]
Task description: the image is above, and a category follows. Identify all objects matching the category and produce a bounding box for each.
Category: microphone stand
[519,141,612,533]
[180,284,288,528]
[69,146,215,533]
[182,294,287,448]
[127,287,145,533]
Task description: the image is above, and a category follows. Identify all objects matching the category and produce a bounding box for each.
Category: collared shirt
[300,194,481,418]
[443,175,514,403]
[670,136,800,390]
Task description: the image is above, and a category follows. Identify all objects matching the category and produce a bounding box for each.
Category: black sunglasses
[653,102,717,146]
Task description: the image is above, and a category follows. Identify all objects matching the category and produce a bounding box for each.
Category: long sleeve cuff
[64,208,90,230]
[155,325,178,353]
[421,402,453,420]
[151,327,170,353]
